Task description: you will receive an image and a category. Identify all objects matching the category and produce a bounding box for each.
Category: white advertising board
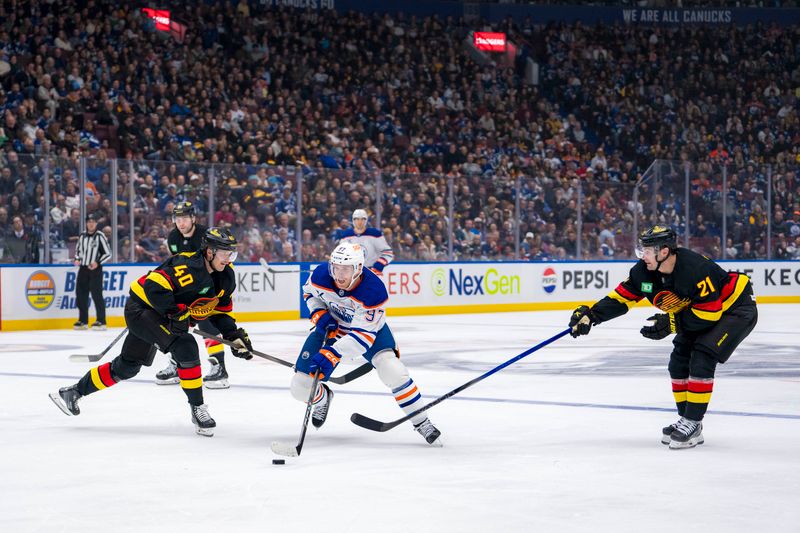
[0,264,299,331]
[1,261,796,330]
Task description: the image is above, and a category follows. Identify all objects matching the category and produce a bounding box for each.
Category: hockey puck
[272,459,286,465]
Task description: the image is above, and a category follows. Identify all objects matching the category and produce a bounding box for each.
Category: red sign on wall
[473,32,507,52]
[142,8,171,32]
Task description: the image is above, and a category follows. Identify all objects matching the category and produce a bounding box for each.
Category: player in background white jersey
[289,241,442,446]
[338,209,394,275]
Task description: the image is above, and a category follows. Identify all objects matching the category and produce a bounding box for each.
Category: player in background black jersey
[49,228,253,436]
[155,202,233,389]
[568,226,757,449]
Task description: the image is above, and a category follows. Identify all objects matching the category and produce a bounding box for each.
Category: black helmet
[201,227,237,252]
[639,225,677,251]
[172,201,196,217]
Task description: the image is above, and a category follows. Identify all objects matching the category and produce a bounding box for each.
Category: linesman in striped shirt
[73,213,112,330]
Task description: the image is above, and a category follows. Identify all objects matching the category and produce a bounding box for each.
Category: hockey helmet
[329,241,365,290]
[352,209,368,221]
[202,227,238,261]
[172,201,196,218]
[636,225,677,258]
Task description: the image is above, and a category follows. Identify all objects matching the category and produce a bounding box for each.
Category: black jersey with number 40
[129,251,237,334]
[591,248,753,332]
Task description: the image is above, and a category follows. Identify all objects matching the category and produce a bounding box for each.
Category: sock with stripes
[178,364,204,405]
[684,376,713,421]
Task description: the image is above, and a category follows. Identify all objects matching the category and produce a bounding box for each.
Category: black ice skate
[669,417,704,449]
[49,385,82,416]
[312,383,333,428]
[204,356,229,389]
[414,418,443,447]
[190,403,216,437]
[155,358,179,385]
[73,321,88,330]
[661,419,682,445]
[90,321,107,331]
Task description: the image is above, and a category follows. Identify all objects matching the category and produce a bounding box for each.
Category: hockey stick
[271,369,321,457]
[191,328,372,385]
[68,328,128,362]
[259,257,313,275]
[350,327,572,432]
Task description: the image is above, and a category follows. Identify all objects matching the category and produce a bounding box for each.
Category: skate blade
[270,441,299,457]
[48,393,74,416]
[154,377,180,385]
[661,436,671,445]
[195,426,214,437]
[428,436,444,448]
[204,379,230,389]
[669,437,704,449]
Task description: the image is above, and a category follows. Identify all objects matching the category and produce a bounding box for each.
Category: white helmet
[352,209,368,221]
[329,242,365,290]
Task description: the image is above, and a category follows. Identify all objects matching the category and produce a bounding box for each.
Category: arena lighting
[473,32,507,52]
[142,7,171,32]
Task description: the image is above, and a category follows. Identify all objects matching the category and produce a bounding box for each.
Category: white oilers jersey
[303,265,388,361]
[339,227,394,271]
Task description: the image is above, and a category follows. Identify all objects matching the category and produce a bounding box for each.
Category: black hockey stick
[350,327,572,432]
[68,328,128,362]
[259,257,313,275]
[271,370,321,457]
[192,329,372,385]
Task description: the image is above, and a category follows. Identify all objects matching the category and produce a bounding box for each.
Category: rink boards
[1,260,798,330]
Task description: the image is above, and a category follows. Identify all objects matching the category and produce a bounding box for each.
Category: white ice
[1,306,798,533]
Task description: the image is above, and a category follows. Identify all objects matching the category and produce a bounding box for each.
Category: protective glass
[329,263,357,282]
[635,244,658,259]
[214,249,237,262]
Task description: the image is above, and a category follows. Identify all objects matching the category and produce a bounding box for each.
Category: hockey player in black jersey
[49,227,253,436]
[155,202,233,389]
[568,226,757,449]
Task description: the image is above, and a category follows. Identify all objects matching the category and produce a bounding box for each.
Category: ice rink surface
[1,306,798,533]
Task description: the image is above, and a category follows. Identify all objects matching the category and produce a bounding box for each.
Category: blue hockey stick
[350,327,572,432]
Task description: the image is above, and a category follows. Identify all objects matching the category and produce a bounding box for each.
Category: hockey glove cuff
[310,309,338,335]
[640,313,679,340]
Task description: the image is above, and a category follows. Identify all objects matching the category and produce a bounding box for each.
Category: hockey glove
[308,349,340,379]
[640,313,679,340]
[569,305,596,338]
[224,327,253,360]
[310,309,338,335]
[166,308,191,336]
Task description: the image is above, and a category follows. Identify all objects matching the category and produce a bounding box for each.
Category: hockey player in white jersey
[289,241,442,446]
[338,209,394,275]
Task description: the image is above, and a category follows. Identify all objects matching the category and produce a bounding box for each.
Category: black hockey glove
[640,313,679,340]
[569,305,596,338]
[166,314,190,336]
[224,327,253,360]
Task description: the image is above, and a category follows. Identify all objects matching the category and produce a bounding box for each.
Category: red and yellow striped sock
[685,377,713,421]
[178,365,204,405]
[671,378,688,416]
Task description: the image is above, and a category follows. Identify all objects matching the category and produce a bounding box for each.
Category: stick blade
[270,441,300,457]
[68,354,102,362]
[349,412,396,432]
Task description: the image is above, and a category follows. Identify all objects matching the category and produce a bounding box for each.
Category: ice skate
[73,321,88,330]
[669,417,704,449]
[204,356,229,389]
[661,419,682,445]
[90,321,107,331]
[155,358,179,385]
[190,403,216,437]
[414,418,443,447]
[312,384,333,429]
[49,385,82,416]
